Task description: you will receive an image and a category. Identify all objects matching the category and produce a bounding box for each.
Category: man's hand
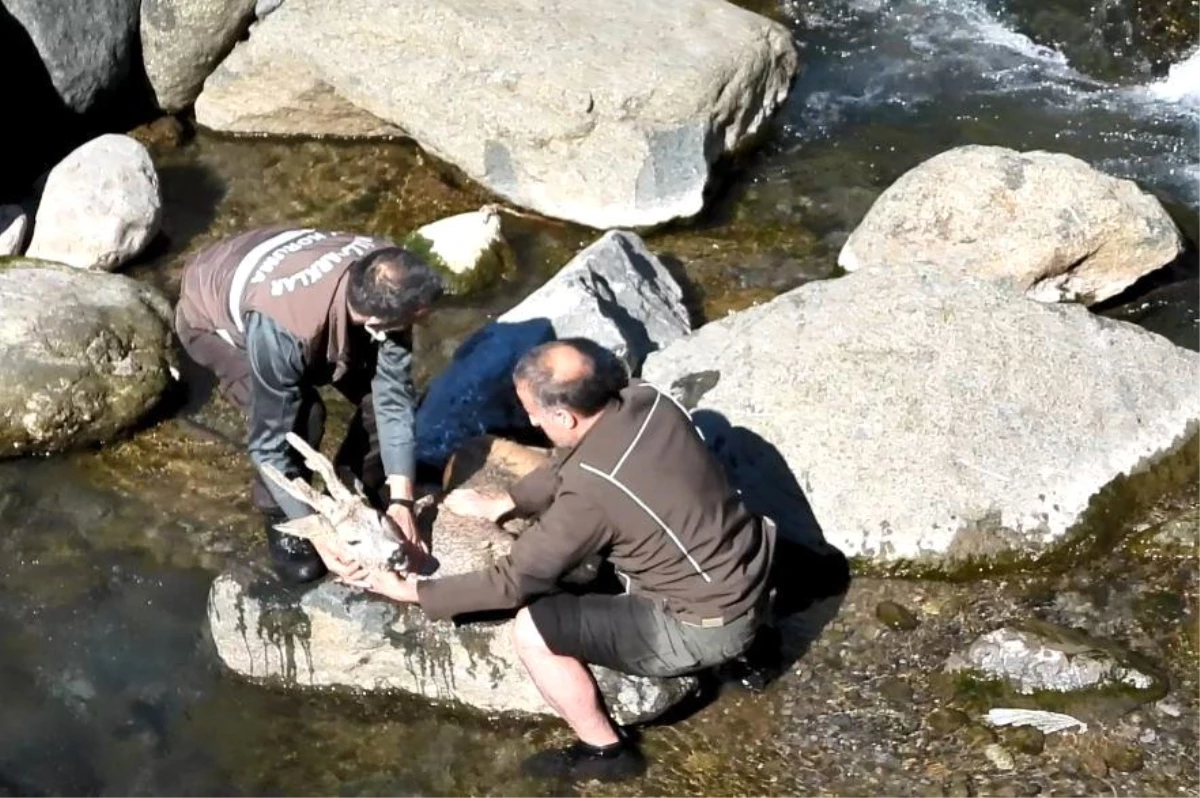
[442,488,516,523]
[340,561,421,603]
[386,503,429,563]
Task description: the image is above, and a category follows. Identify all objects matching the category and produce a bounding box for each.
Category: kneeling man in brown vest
[174,227,445,583]
[340,337,775,782]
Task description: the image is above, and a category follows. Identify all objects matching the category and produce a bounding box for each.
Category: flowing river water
[1,0,1197,795]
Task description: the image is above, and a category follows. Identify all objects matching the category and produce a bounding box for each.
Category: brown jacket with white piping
[418,380,774,624]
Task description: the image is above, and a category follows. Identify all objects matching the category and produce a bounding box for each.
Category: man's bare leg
[511,607,619,746]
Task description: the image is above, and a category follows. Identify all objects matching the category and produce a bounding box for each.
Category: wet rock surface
[0,261,177,457]
[207,437,698,724]
[839,145,1183,305]
[643,263,1200,570]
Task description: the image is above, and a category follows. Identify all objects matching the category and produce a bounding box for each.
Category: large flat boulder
[193,0,798,228]
[0,261,177,456]
[207,437,697,724]
[140,0,258,112]
[642,263,1200,570]
[415,230,691,466]
[838,146,1184,305]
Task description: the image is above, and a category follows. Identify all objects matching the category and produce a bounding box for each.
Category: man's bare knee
[512,607,548,654]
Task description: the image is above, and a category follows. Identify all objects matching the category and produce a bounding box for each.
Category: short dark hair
[512,338,629,416]
[347,247,445,325]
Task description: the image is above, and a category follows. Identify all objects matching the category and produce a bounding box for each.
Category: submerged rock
[194,0,798,228]
[945,622,1162,696]
[642,263,1200,569]
[207,437,697,723]
[0,261,177,456]
[415,230,690,467]
[26,135,162,271]
[839,146,1183,305]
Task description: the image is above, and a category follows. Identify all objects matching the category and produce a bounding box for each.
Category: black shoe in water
[717,625,783,693]
[520,739,647,782]
[264,516,328,584]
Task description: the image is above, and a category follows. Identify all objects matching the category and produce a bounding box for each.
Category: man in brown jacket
[341,337,775,782]
[175,226,445,583]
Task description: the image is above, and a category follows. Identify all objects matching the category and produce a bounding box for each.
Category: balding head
[512,339,628,443]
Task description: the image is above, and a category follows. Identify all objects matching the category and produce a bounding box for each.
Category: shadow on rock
[0,7,74,201]
[693,410,851,684]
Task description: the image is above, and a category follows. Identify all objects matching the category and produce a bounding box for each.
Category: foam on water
[779,0,1199,209]
[1147,49,1200,106]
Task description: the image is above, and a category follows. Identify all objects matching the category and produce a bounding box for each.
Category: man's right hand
[442,488,515,523]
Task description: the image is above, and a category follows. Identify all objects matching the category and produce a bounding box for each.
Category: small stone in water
[964,724,998,747]
[1104,743,1145,773]
[928,707,970,736]
[1155,700,1182,718]
[1001,725,1045,755]
[876,600,920,630]
[879,676,915,704]
[1081,750,1109,778]
[1138,728,1157,744]
[984,743,1015,771]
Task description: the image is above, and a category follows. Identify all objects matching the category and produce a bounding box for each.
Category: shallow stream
[1,0,1197,794]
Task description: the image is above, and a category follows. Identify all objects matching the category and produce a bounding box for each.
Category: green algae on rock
[0,260,177,457]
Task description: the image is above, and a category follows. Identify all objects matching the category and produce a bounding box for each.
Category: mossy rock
[0,260,177,456]
[400,209,516,296]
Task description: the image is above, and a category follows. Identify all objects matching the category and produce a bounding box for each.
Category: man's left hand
[341,561,420,604]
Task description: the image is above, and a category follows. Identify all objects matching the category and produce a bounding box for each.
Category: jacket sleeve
[417,487,611,620]
[245,312,312,520]
[371,331,417,481]
[507,462,560,517]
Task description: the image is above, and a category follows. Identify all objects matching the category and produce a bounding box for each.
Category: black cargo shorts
[527,591,761,678]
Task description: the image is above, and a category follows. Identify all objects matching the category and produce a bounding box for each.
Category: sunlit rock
[194,0,798,228]
[26,135,162,271]
[0,206,27,256]
[839,145,1183,305]
[947,622,1162,696]
[643,263,1199,570]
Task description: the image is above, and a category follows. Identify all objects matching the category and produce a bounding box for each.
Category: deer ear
[274,515,332,541]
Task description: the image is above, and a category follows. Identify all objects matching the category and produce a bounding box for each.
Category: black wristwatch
[390,497,415,511]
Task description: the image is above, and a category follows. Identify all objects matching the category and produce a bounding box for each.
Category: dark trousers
[175,313,387,515]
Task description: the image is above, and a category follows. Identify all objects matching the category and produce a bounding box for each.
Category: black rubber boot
[520,738,646,782]
[716,624,783,693]
[263,514,328,584]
